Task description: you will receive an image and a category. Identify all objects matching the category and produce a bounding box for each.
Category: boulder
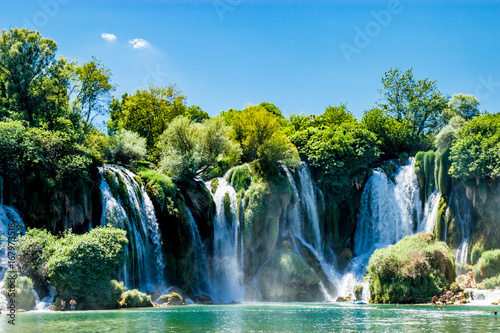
[193,294,213,305]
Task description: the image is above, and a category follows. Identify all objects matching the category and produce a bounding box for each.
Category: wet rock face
[256,241,322,302]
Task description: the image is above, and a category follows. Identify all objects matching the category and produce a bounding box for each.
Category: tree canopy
[379,68,448,136]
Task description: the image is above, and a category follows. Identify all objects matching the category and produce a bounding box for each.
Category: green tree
[291,123,379,191]
[361,108,415,157]
[230,105,298,167]
[0,28,70,125]
[449,114,500,180]
[105,128,147,164]
[71,56,115,131]
[107,85,187,151]
[442,93,480,123]
[379,68,448,135]
[312,104,357,128]
[185,105,209,123]
[44,226,128,309]
[159,116,240,181]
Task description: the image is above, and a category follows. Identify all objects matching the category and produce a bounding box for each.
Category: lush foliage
[16,226,128,309]
[442,94,480,123]
[449,114,500,180]
[159,115,241,181]
[71,56,114,131]
[107,85,187,153]
[474,249,500,280]
[105,128,147,164]
[361,108,415,158]
[366,233,456,303]
[2,271,36,310]
[291,121,379,191]
[378,68,448,136]
[230,105,299,168]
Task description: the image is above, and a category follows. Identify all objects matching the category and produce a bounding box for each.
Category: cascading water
[298,163,322,252]
[0,176,26,310]
[419,190,441,233]
[282,164,340,300]
[341,158,423,299]
[206,174,243,303]
[450,189,474,264]
[186,207,212,294]
[99,165,166,291]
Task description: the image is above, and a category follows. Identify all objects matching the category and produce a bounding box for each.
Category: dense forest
[1,28,500,310]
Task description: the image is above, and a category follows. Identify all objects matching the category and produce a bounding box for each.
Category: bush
[475,249,500,279]
[482,275,500,289]
[118,289,153,308]
[106,128,147,164]
[15,228,56,293]
[366,233,455,303]
[470,244,485,265]
[2,271,36,310]
[16,226,129,310]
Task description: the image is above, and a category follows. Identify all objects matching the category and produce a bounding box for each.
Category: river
[3,303,499,332]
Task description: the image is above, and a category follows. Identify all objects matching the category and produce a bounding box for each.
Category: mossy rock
[158,292,185,306]
[226,164,252,194]
[256,241,322,302]
[366,233,456,304]
[118,289,153,308]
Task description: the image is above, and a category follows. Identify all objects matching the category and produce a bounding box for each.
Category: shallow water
[3,303,500,332]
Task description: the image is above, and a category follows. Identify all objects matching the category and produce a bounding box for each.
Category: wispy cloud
[101,33,117,42]
[129,38,151,49]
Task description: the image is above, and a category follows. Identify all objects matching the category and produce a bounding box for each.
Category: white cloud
[129,38,151,49]
[101,33,117,42]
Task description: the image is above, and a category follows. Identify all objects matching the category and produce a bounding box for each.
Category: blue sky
[1,0,499,126]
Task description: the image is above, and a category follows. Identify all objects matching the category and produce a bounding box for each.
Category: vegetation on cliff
[366,233,456,303]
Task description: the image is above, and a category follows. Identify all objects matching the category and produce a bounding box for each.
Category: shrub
[106,128,147,164]
[470,244,484,266]
[2,271,36,310]
[475,249,500,279]
[482,275,500,289]
[17,226,129,310]
[366,233,455,303]
[118,289,153,308]
[15,228,56,293]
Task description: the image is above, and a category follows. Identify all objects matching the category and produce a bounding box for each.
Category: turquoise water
[3,303,499,332]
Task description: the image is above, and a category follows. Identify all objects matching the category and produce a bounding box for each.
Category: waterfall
[206,174,243,303]
[99,165,166,291]
[354,159,421,255]
[298,162,322,252]
[186,207,212,294]
[282,164,340,300]
[451,189,474,264]
[342,158,423,298]
[0,176,26,310]
[419,190,441,233]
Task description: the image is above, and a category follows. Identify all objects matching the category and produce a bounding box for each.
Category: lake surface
[3,303,499,332]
